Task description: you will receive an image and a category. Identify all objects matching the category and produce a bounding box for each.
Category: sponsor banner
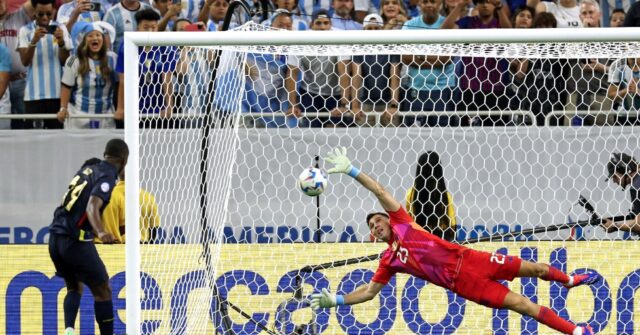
[2,242,639,334]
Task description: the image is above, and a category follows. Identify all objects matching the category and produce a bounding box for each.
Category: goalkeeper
[313,147,599,335]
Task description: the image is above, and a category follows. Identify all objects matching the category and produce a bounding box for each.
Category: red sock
[541,265,570,284]
[536,306,576,334]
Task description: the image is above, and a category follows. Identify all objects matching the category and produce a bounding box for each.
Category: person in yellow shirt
[405,151,457,241]
[96,170,160,243]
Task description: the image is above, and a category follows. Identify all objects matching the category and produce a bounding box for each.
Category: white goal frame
[123,27,640,335]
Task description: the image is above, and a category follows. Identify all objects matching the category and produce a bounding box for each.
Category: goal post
[124,27,640,335]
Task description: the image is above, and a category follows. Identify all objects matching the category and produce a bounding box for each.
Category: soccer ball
[297,167,328,196]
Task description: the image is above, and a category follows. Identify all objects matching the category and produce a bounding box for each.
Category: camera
[88,2,101,11]
[46,25,57,34]
[184,23,205,31]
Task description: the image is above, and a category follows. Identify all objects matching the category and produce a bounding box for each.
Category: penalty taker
[311,147,600,335]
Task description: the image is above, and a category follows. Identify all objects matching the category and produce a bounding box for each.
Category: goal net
[125,25,640,335]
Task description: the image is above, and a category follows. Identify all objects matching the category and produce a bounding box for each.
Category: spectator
[380,0,408,29]
[286,9,352,127]
[57,0,107,32]
[103,0,151,51]
[331,0,363,30]
[610,8,625,27]
[155,0,181,31]
[116,9,177,128]
[298,0,331,24]
[578,0,599,26]
[512,4,534,27]
[512,13,568,126]
[263,0,308,30]
[198,0,229,31]
[401,0,457,127]
[93,20,115,50]
[173,18,210,127]
[442,0,512,126]
[607,57,640,125]
[0,0,35,129]
[567,0,612,125]
[534,0,581,28]
[0,44,10,129]
[243,10,298,128]
[508,5,534,123]
[58,22,117,129]
[352,13,400,126]
[623,2,640,26]
[17,0,73,129]
[602,0,634,27]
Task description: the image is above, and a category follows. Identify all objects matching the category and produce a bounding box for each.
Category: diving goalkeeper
[312,147,599,335]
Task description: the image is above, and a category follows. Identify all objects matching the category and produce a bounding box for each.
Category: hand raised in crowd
[166,3,182,18]
[30,26,48,45]
[54,26,66,45]
[73,0,92,15]
[57,107,69,123]
[114,108,124,121]
[628,78,638,95]
[286,105,301,118]
[160,109,172,119]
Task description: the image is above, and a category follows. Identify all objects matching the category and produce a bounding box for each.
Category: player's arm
[310,281,385,309]
[87,195,116,243]
[325,147,401,212]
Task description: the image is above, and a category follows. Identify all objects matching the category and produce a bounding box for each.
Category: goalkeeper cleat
[64,328,76,335]
[565,272,601,288]
[578,325,594,335]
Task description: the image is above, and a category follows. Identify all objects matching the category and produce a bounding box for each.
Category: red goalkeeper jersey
[371,207,467,290]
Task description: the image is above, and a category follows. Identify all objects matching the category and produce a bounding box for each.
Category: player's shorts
[452,249,522,308]
[49,233,109,287]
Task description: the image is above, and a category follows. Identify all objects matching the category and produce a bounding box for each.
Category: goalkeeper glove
[325,147,360,178]
[310,288,344,310]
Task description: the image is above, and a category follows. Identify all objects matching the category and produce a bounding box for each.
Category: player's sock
[63,290,81,329]
[95,300,114,335]
[535,306,576,334]
[541,265,570,285]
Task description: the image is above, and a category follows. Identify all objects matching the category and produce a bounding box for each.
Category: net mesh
[133,24,640,334]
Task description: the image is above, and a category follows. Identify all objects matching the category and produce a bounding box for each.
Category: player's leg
[63,279,83,335]
[516,260,600,288]
[72,242,114,335]
[501,291,593,335]
[49,234,82,335]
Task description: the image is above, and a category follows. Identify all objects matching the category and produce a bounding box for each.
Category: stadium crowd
[0,0,639,129]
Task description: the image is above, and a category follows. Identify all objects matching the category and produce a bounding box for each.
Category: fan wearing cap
[602,152,640,233]
[58,21,117,129]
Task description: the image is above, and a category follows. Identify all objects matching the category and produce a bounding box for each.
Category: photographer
[602,152,640,233]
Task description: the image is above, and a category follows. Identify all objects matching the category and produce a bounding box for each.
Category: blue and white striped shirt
[57,0,109,25]
[297,0,332,23]
[180,0,205,22]
[61,52,117,114]
[104,1,152,50]
[17,22,73,101]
